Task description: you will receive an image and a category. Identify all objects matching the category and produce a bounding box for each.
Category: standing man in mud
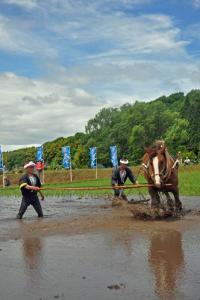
[111,158,138,201]
[17,161,44,219]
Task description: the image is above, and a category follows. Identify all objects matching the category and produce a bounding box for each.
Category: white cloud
[51,13,187,58]
[192,0,200,9]
[1,57,199,147]
[0,1,169,61]
[2,144,39,151]
[2,0,152,13]
[0,15,56,57]
[0,72,105,145]
[0,2,189,59]
[2,0,38,10]
[0,0,200,149]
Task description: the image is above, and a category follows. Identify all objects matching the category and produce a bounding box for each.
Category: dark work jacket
[111,166,136,185]
[19,173,41,201]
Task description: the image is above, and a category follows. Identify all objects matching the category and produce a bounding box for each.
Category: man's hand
[134,181,139,185]
[25,185,40,191]
[32,186,40,191]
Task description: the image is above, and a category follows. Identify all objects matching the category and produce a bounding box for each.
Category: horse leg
[149,187,160,208]
[172,189,182,211]
[163,191,174,210]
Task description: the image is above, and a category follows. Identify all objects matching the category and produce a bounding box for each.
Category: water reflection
[103,229,135,256]
[149,230,184,300]
[22,237,42,270]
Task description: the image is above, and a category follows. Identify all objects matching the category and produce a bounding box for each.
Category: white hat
[24,161,36,169]
[120,159,129,164]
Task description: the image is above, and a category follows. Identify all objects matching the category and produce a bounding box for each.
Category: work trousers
[17,197,43,219]
[113,186,128,201]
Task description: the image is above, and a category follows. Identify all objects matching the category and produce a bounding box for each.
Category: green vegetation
[179,167,200,196]
[1,166,200,197]
[3,89,200,170]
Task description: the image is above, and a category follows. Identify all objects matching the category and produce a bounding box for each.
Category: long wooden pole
[40,184,172,191]
[0,183,173,192]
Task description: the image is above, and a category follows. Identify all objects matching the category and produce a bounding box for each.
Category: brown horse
[142,141,182,211]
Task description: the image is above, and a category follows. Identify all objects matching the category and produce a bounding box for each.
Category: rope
[135,165,143,180]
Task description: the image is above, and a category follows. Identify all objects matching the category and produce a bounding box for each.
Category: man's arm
[19,182,40,191]
[111,167,119,185]
[19,175,41,191]
[127,168,138,184]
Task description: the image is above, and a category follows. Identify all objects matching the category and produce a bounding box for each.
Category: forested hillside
[4,90,200,170]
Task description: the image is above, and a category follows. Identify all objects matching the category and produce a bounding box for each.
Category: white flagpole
[1,146,5,188]
[42,163,45,184]
[70,157,73,182]
[69,155,73,182]
[42,147,45,184]
[95,147,98,180]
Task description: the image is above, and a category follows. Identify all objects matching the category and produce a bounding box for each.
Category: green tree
[182,90,200,154]
[165,118,189,154]
[4,89,200,169]
[129,125,146,164]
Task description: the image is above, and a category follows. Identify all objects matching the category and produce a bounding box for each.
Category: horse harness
[142,155,177,183]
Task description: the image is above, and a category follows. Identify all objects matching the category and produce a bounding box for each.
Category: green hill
[4,90,200,170]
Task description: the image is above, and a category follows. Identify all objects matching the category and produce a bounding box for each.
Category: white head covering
[120,159,129,165]
[24,161,36,169]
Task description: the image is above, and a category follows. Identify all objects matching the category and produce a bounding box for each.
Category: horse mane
[145,140,166,158]
[164,147,174,179]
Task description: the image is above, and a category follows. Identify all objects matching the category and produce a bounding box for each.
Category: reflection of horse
[149,231,184,300]
[142,141,182,210]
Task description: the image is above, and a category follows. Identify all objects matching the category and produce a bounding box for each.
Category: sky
[0,0,200,150]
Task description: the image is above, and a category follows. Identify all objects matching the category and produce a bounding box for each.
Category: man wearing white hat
[17,161,44,219]
[111,158,137,200]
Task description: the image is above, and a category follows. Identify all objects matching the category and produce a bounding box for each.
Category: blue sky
[0,0,200,149]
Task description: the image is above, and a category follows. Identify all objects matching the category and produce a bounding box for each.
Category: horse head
[143,141,172,188]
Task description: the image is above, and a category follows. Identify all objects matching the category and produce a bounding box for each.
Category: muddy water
[0,196,200,300]
[0,196,110,220]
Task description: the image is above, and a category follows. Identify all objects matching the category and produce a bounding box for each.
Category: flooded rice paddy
[0,195,200,300]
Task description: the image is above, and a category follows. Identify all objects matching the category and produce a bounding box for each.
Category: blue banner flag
[36,145,43,162]
[110,145,118,167]
[62,146,71,169]
[0,146,3,171]
[89,147,97,169]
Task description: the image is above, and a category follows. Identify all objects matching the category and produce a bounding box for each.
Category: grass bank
[0,165,199,197]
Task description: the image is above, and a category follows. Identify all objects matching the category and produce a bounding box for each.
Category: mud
[0,196,200,299]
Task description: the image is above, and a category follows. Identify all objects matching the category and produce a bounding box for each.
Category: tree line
[4,89,200,170]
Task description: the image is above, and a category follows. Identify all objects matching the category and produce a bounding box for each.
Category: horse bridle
[142,157,170,182]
